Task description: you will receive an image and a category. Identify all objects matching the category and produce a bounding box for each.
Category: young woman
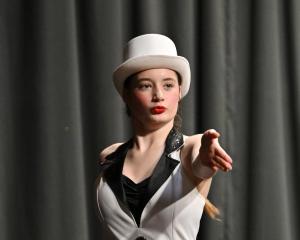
[96,34,232,240]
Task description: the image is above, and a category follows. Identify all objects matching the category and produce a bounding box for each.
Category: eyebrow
[136,77,176,82]
[162,78,176,81]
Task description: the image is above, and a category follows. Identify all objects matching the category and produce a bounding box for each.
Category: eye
[164,83,175,90]
[137,83,152,90]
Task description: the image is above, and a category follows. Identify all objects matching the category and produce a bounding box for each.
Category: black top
[121,175,151,226]
[99,128,184,227]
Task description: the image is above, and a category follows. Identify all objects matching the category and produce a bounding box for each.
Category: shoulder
[99,142,123,163]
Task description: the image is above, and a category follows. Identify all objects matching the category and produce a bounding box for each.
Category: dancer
[96,34,232,240]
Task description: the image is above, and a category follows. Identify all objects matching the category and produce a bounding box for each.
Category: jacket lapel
[146,128,184,204]
[102,140,133,205]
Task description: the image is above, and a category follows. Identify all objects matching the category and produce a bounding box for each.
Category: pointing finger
[215,146,233,164]
[214,155,232,171]
[201,129,220,147]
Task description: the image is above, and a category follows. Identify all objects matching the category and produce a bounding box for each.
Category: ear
[178,86,182,101]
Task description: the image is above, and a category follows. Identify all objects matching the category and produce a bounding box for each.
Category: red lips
[151,106,166,114]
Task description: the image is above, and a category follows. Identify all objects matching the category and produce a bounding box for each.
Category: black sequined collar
[164,128,184,154]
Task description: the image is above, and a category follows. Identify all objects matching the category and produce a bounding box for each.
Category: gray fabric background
[0,0,299,239]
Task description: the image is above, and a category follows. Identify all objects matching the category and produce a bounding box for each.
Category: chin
[133,112,176,129]
[147,115,175,126]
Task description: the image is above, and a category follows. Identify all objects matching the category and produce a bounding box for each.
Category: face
[123,68,182,130]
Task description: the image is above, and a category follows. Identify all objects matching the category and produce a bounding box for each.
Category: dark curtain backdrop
[1,0,299,239]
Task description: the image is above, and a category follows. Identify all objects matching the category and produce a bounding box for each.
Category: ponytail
[204,198,221,220]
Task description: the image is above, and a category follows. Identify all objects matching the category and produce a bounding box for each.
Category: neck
[132,121,174,152]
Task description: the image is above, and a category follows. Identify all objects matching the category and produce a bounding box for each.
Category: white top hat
[113,34,191,98]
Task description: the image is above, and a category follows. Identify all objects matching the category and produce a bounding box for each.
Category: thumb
[201,129,220,147]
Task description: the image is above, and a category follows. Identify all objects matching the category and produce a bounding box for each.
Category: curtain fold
[0,0,299,239]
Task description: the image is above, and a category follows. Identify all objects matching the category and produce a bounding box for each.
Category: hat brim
[113,55,191,98]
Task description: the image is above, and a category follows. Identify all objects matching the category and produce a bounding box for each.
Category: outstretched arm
[181,129,233,220]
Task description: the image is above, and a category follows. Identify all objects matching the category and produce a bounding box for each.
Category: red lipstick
[151,106,166,114]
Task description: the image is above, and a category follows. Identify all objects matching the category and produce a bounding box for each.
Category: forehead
[135,68,178,80]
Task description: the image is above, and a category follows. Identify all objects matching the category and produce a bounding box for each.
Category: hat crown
[113,33,190,98]
[124,34,178,61]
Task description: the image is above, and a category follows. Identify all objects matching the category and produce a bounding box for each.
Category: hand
[199,129,232,174]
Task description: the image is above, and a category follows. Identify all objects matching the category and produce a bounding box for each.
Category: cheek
[134,92,149,106]
[166,91,181,107]
[171,93,180,102]
[128,91,151,110]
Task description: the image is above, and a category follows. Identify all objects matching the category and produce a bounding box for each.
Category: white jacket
[96,130,205,240]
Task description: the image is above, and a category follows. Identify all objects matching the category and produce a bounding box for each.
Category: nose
[152,87,164,102]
